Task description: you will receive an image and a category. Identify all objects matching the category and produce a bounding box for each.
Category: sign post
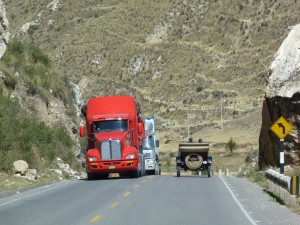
[270,116,292,174]
[279,138,284,174]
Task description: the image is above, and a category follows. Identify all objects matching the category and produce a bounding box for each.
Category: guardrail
[265,169,298,205]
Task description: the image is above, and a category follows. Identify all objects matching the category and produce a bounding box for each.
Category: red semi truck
[80,96,145,180]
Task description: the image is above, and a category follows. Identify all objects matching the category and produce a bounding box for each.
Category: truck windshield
[143,135,155,150]
[93,120,128,133]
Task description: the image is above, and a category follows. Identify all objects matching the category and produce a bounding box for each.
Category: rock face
[259,24,300,168]
[0,0,10,59]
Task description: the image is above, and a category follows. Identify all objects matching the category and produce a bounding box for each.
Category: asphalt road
[0,175,299,225]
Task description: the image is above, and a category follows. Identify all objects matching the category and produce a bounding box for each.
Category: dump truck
[80,96,145,180]
[176,141,212,177]
[142,117,160,175]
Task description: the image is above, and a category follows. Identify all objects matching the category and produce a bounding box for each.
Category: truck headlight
[126,154,135,159]
[87,156,98,162]
[147,159,155,165]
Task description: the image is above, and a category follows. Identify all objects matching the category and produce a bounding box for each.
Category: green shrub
[226,137,237,154]
[196,85,204,92]
[29,45,51,66]
[8,38,25,55]
[165,139,172,144]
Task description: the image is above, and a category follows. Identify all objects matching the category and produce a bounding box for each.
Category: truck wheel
[177,166,181,177]
[208,166,211,178]
[98,173,109,180]
[87,172,95,180]
[155,166,159,175]
[130,169,139,178]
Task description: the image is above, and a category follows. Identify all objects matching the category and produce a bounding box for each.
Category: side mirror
[156,140,159,147]
[79,126,85,137]
[138,122,144,135]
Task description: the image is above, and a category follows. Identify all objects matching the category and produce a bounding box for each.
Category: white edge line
[0,180,75,207]
[219,176,257,225]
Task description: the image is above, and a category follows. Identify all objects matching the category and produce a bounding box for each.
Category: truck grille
[100,140,122,160]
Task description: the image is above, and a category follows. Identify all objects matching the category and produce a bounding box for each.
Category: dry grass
[0,172,62,195]
[5,0,300,133]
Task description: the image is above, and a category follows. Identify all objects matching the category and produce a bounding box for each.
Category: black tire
[87,172,95,180]
[98,173,109,180]
[177,166,181,177]
[155,166,159,175]
[208,166,211,178]
[130,169,139,178]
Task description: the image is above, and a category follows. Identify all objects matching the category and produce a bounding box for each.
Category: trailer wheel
[208,166,211,178]
[177,166,181,177]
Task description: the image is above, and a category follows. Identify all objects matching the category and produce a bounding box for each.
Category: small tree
[226,137,237,155]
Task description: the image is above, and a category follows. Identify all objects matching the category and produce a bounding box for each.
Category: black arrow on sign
[278,123,285,134]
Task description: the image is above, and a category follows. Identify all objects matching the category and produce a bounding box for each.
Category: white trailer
[143,117,160,175]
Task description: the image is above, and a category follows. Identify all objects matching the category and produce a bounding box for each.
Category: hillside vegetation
[2,0,300,153]
[0,93,76,171]
[0,38,80,174]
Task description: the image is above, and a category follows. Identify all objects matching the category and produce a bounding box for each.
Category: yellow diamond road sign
[270,116,292,139]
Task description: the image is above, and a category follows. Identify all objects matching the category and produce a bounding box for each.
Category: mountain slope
[4,0,300,145]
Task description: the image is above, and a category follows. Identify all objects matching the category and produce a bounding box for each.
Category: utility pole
[187,112,190,138]
[220,91,223,130]
[187,101,190,138]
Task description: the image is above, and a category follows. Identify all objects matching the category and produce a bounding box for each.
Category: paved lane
[0,178,143,225]
[99,175,253,225]
[0,175,300,225]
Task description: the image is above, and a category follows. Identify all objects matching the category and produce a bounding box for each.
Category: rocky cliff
[259,24,300,168]
[0,0,9,59]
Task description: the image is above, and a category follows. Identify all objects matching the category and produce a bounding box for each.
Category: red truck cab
[80,96,145,180]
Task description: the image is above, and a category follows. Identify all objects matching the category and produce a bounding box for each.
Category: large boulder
[259,24,300,168]
[13,160,29,175]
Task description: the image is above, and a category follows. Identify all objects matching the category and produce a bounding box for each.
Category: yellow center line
[124,192,131,197]
[90,215,102,222]
[134,184,140,189]
[142,179,147,183]
[148,176,153,179]
[110,202,120,208]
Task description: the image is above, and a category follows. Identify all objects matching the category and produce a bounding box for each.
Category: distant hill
[4,0,300,144]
